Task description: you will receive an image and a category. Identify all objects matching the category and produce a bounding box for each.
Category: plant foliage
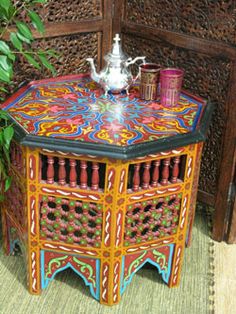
[0,0,57,198]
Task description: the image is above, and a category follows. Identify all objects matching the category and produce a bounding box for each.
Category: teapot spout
[86,58,101,83]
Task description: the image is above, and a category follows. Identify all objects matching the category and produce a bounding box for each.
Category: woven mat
[0,205,214,314]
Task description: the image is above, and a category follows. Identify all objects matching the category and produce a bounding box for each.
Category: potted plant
[0,0,56,198]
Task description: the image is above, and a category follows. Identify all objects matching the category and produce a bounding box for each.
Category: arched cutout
[40,251,100,300]
[121,244,174,295]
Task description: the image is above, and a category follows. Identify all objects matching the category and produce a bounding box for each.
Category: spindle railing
[40,154,106,191]
[128,155,187,192]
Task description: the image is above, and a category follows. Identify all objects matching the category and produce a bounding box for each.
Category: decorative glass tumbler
[160,68,184,106]
[139,63,160,100]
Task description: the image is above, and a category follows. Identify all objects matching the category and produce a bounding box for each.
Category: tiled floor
[214,241,236,314]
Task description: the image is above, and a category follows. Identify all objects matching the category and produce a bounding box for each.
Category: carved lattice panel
[8,32,99,94]
[43,0,102,22]
[123,34,231,195]
[125,0,236,45]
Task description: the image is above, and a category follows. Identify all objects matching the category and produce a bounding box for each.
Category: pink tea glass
[160,68,184,106]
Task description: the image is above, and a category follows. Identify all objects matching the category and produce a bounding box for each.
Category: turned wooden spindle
[161,158,170,185]
[151,160,160,187]
[142,161,151,189]
[58,157,66,185]
[171,156,180,183]
[69,159,77,187]
[46,156,54,184]
[91,162,99,191]
[80,160,88,189]
[132,163,141,192]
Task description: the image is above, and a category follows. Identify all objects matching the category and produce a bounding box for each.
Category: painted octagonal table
[1,74,212,305]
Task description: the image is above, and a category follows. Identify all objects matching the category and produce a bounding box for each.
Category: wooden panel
[43,0,102,22]
[122,33,231,197]
[117,0,236,241]
[8,0,112,92]
[124,0,236,45]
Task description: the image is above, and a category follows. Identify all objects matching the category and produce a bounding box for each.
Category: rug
[0,205,214,314]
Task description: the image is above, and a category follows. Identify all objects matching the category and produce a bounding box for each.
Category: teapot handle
[131,57,146,82]
[125,56,146,67]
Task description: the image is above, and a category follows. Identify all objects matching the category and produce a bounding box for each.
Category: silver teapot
[86,34,146,95]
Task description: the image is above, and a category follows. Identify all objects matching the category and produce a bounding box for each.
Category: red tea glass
[160,68,184,106]
[139,63,160,100]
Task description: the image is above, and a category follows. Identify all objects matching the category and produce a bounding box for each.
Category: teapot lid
[104,34,127,63]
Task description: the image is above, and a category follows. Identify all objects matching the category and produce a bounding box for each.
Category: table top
[1,74,213,159]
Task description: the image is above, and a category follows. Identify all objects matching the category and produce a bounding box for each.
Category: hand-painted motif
[2,74,205,146]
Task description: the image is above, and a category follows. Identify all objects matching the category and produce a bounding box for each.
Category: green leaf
[10,32,22,51]
[0,55,11,71]
[0,0,10,11]
[0,86,8,93]
[23,53,41,70]
[32,0,47,3]
[4,176,12,192]
[0,40,11,55]
[3,125,14,148]
[46,49,60,58]
[16,32,31,44]
[0,110,10,120]
[38,53,56,74]
[3,145,10,165]
[0,70,10,83]
[16,21,33,41]
[28,10,44,34]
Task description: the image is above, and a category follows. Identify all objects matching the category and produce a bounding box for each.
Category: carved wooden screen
[113,0,236,241]
[12,0,113,89]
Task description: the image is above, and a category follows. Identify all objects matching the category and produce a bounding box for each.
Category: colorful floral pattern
[2,74,204,146]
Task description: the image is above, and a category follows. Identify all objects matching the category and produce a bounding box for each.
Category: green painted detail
[95,217,102,224]
[81,215,88,223]
[68,213,75,220]
[73,257,96,287]
[80,227,87,234]
[82,203,89,209]
[80,239,87,245]
[69,200,75,206]
[40,231,46,237]
[95,230,101,236]
[66,237,74,243]
[55,198,62,204]
[139,213,145,220]
[127,217,133,224]
[42,196,48,201]
[97,205,102,210]
[41,207,47,214]
[54,210,61,217]
[124,251,146,282]
[46,255,69,277]
[153,249,168,272]
[67,225,75,232]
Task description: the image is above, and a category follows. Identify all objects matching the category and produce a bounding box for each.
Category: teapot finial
[112,34,121,57]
